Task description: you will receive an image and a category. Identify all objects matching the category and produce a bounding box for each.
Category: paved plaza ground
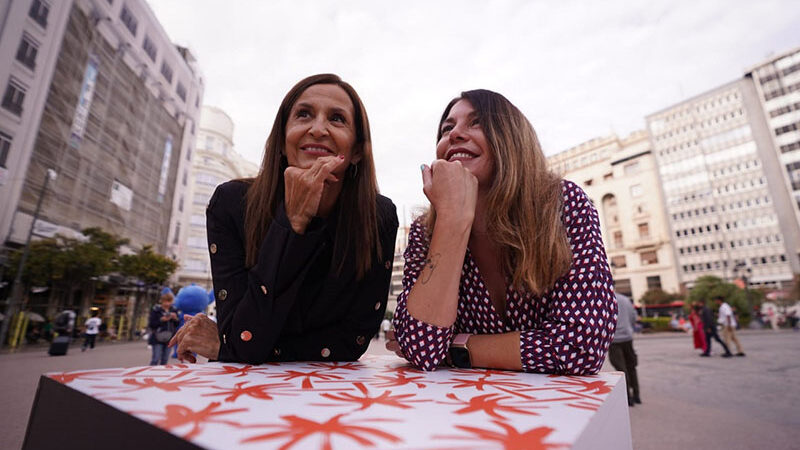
[1,329,798,449]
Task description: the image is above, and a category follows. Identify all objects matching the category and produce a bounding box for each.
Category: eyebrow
[441,111,478,126]
[293,102,352,117]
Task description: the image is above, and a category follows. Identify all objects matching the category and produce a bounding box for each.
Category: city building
[646,77,800,290]
[548,131,680,302]
[0,0,203,255]
[746,46,800,225]
[174,105,257,289]
[0,0,203,327]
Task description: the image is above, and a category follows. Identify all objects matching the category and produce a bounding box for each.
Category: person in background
[689,302,707,354]
[609,293,641,406]
[715,296,745,357]
[700,300,731,357]
[148,290,179,365]
[81,309,102,351]
[388,89,616,374]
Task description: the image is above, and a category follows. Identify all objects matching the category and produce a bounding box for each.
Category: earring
[349,163,358,179]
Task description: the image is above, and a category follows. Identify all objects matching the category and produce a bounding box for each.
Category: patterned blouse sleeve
[392,219,454,371]
[519,181,617,375]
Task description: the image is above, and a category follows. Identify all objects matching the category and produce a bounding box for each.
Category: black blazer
[207,180,398,364]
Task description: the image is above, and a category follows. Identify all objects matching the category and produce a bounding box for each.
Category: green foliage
[639,289,684,305]
[639,316,672,332]
[118,245,178,286]
[687,275,753,319]
[6,238,61,285]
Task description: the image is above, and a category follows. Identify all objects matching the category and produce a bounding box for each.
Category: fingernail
[420,164,426,171]
[338,154,345,159]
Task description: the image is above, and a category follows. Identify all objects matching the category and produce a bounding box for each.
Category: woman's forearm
[468,332,523,371]
[406,217,471,328]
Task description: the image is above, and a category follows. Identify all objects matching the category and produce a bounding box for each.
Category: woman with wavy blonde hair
[389,89,616,374]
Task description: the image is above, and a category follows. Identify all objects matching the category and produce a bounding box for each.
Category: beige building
[175,105,258,288]
[549,131,680,302]
[646,77,800,290]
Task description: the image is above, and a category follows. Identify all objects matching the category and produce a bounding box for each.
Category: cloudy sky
[147,0,800,223]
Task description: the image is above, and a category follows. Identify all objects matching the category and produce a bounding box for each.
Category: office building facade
[0,0,203,256]
[646,78,800,290]
[549,131,680,302]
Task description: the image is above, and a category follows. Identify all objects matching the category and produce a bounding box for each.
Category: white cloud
[147,0,800,222]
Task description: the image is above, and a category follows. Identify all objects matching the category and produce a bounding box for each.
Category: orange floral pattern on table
[47,355,626,449]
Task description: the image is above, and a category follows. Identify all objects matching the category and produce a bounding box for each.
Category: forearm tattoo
[420,252,441,284]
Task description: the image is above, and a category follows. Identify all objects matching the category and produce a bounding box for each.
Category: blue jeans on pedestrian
[150,342,170,365]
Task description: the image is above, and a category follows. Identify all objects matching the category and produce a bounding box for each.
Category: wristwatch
[449,333,472,368]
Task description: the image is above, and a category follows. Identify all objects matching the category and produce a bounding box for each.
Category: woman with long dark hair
[171,74,398,363]
[389,89,616,374]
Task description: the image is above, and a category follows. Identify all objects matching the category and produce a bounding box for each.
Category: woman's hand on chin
[284,155,347,234]
[169,313,220,363]
[422,160,477,228]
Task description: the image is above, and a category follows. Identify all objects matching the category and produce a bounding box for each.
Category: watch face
[450,346,471,368]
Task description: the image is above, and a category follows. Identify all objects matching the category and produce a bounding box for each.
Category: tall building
[646,77,800,290]
[175,105,258,288]
[548,131,680,302]
[0,0,203,257]
[746,46,800,224]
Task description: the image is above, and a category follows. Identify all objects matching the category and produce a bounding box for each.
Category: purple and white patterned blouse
[392,180,617,374]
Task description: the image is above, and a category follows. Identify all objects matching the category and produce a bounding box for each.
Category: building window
[630,184,643,197]
[624,161,640,175]
[178,195,184,212]
[2,79,26,116]
[172,222,181,245]
[142,36,157,62]
[16,35,39,70]
[120,5,138,36]
[28,0,49,28]
[176,82,187,102]
[160,61,173,83]
[613,231,623,249]
[0,131,11,168]
[614,278,632,297]
[638,222,650,239]
[610,255,626,268]
[640,250,658,265]
[646,276,662,291]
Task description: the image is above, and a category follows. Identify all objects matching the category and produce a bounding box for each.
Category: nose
[448,121,467,142]
[308,115,328,138]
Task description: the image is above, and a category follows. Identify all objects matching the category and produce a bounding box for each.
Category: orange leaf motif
[130,401,248,440]
[436,420,569,450]
[311,382,430,411]
[241,413,402,449]
[203,381,296,402]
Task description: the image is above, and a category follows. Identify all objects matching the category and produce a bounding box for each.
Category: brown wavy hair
[242,74,380,279]
[426,89,571,294]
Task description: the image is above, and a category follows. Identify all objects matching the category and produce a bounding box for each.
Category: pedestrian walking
[148,290,179,365]
[700,300,732,357]
[689,302,707,354]
[608,294,641,406]
[81,309,102,351]
[715,296,745,356]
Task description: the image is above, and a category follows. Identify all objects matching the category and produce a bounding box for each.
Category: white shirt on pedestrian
[85,317,102,335]
[717,302,737,328]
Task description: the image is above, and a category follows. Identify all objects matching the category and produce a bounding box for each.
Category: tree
[639,289,683,306]
[687,275,753,321]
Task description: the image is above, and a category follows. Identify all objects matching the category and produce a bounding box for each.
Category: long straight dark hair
[426,89,571,294]
[243,74,380,279]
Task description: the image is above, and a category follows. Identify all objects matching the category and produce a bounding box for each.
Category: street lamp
[0,169,57,349]
[732,261,753,323]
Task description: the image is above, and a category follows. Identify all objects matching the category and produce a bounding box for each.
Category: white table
[25,355,631,449]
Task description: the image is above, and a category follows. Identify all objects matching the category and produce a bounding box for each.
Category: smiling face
[284,83,359,177]
[436,99,495,187]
